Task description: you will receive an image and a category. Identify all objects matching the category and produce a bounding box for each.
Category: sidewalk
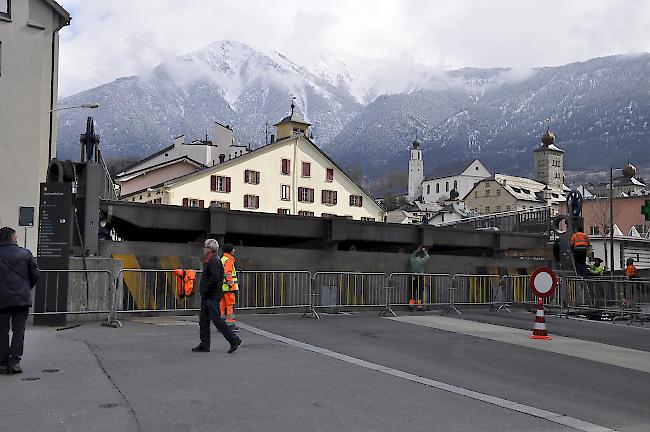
[0,318,571,432]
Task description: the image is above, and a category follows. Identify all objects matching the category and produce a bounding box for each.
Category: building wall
[0,0,66,252]
[408,147,423,201]
[464,180,519,213]
[421,160,490,203]
[119,161,198,196]
[128,137,386,221]
[567,196,650,236]
[534,149,564,190]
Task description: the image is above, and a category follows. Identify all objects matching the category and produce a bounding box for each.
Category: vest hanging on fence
[174,269,197,298]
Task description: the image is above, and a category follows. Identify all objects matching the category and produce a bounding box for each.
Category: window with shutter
[210,175,217,191]
[322,190,336,205]
[326,168,334,182]
[211,176,231,193]
[199,200,205,208]
[281,185,291,201]
[349,195,363,207]
[281,159,290,175]
[182,198,189,207]
[302,162,311,177]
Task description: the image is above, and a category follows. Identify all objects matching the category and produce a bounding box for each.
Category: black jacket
[0,242,39,310]
[199,255,224,299]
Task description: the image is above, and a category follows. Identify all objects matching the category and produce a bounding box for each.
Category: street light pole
[609,167,614,278]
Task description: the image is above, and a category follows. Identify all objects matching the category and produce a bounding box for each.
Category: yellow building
[122,113,385,222]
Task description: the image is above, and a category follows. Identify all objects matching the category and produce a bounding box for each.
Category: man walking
[193,239,241,354]
[0,227,39,374]
[220,244,239,331]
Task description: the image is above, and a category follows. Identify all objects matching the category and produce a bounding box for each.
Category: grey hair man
[0,227,39,374]
[193,239,241,354]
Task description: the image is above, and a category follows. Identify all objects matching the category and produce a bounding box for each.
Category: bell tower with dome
[408,139,424,202]
[533,127,564,191]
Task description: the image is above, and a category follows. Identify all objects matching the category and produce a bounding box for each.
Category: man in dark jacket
[0,227,39,374]
[193,239,241,354]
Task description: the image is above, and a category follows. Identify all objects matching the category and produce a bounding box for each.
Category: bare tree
[590,197,618,268]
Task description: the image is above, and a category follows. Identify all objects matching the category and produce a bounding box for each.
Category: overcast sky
[57,0,650,97]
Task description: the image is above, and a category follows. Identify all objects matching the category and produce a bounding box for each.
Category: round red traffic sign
[529,267,558,298]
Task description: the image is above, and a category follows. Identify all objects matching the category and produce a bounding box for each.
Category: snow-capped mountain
[57,41,650,181]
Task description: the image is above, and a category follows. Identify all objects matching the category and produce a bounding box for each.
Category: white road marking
[238,322,617,432]
[386,315,650,374]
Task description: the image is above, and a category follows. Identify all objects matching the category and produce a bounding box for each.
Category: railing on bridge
[433,207,552,235]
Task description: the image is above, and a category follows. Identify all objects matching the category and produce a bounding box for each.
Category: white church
[401,130,569,223]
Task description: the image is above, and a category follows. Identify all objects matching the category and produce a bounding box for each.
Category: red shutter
[359,196,363,206]
[244,171,248,183]
[243,195,248,208]
[302,162,310,177]
[182,198,189,207]
[333,191,337,205]
[199,200,205,208]
[326,168,334,181]
[282,159,290,174]
[255,171,260,184]
[226,177,231,192]
[298,187,303,201]
[255,196,259,209]
[322,190,327,204]
[210,175,216,191]
[310,189,314,203]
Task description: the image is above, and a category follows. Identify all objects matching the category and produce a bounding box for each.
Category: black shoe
[192,345,210,352]
[231,326,240,332]
[227,340,241,354]
[8,363,22,374]
[0,365,9,375]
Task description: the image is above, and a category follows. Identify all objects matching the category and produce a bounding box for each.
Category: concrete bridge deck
[2,310,649,432]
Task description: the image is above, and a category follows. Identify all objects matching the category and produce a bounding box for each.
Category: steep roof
[116,156,205,182]
[492,174,566,204]
[273,114,311,127]
[424,159,484,181]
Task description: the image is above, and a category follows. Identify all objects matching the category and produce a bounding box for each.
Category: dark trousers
[0,307,29,365]
[199,297,240,349]
[409,275,425,302]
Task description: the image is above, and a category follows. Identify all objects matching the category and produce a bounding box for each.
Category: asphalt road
[1,310,649,432]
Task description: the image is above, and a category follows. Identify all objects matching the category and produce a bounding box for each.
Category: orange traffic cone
[529,299,552,340]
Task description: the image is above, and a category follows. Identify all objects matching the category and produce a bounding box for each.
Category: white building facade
[0,0,70,251]
[420,159,491,203]
[123,116,385,222]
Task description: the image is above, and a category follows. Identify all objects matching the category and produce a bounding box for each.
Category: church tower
[533,128,564,190]
[408,139,424,202]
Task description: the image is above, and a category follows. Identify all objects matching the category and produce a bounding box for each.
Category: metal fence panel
[237,271,311,310]
[452,274,504,306]
[311,272,387,309]
[388,273,452,307]
[33,269,113,316]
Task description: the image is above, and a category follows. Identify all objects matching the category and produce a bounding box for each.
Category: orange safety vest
[570,232,590,251]
[174,269,197,298]
[625,264,638,278]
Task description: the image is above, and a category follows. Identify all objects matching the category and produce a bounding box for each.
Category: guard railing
[32,269,114,317]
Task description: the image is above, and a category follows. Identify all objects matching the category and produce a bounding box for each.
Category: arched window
[446,182,449,192]
[427,184,430,194]
[454,180,458,190]
[436,184,439,193]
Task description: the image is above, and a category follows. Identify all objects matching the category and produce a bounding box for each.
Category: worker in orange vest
[570,228,590,278]
[220,244,239,331]
[625,258,638,279]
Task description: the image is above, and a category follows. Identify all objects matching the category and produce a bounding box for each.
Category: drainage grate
[21,377,40,381]
[42,369,60,373]
[98,403,119,409]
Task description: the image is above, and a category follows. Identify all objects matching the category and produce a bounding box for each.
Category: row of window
[212,168,336,192]
[426,180,458,195]
[210,176,362,207]
[281,159,334,181]
[191,189,363,208]
[198,201,375,221]
[474,188,502,198]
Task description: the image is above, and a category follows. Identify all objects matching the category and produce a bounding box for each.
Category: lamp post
[609,167,614,278]
[47,103,99,162]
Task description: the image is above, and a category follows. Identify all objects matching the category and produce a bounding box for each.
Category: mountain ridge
[56,41,650,181]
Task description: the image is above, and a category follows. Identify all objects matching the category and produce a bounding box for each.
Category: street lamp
[49,103,99,112]
[47,103,99,163]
